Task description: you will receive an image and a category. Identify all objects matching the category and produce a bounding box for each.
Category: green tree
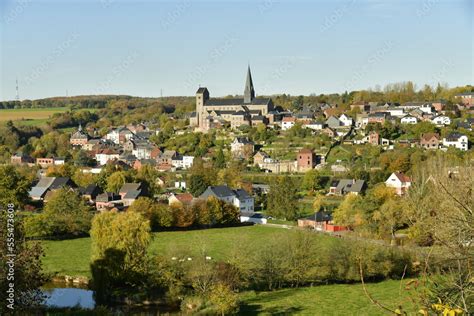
[25,188,92,237]
[0,165,30,208]
[106,171,127,193]
[90,211,151,304]
[0,211,46,313]
[267,176,299,220]
[209,283,240,315]
[214,148,226,169]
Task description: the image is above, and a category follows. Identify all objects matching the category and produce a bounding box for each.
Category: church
[190,66,275,131]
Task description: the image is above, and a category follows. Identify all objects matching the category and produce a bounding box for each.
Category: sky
[0,0,472,101]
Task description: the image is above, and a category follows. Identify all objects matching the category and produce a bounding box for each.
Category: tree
[90,211,151,304]
[0,211,46,313]
[209,283,239,315]
[214,148,226,169]
[25,188,92,237]
[0,165,30,208]
[333,194,363,228]
[189,174,209,197]
[301,169,324,192]
[267,176,299,220]
[106,171,127,193]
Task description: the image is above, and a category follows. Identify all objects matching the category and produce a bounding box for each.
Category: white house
[385,172,411,196]
[281,116,296,130]
[431,115,451,126]
[339,114,353,127]
[442,133,469,151]
[386,108,405,118]
[200,185,254,213]
[401,115,418,124]
[105,127,134,144]
[182,156,195,169]
[303,121,324,130]
[95,149,120,165]
[420,103,433,114]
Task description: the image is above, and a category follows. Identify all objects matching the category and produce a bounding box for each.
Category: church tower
[196,87,209,128]
[243,65,255,104]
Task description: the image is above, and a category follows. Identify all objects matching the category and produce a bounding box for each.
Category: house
[78,184,101,203]
[455,92,474,106]
[281,116,296,130]
[326,116,342,129]
[70,124,89,147]
[368,112,389,124]
[339,114,353,127]
[419,133,440,149]
[168,193,194,206]
[420,103,433,113]
[95,149,120,165]
[253,151,274,167]
[133,159,157,170]
[131,141,156,160]
[385,172,411,196]
[157,150,178,165]
[297,148,316,172]
[95,192,123,210]
[400,115,418,124]
[328,179,366,196]
[10,152,34,165]
[105,127,134,145]
[200,185,254,213]
[321,127,336,138]
[231,137,254,159]
[431,115,451,126]
[240,212,267,225]
[358,131,389,146]
[29,177,75,201]
[118,182,144,206]
[297,211,348,232]
[303,121,324,130]
[35,158,54,168]
[442,133,469,151]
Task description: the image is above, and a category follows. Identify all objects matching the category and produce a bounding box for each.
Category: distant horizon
[1,0,472,101]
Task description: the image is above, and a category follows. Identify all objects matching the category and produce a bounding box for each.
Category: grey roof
[326,116,342,128]
[35,177,55,188]
[445,133,466,141]
[332,179,366,194]
[196,87,208,94]
[235,137,253,144]
[79,184,100,196]
[201,185,235,198]
[234,189,252,200]
[304,211,332,222]
[244,65,255,103]
[123,190,141,200]
[205,98,271,106]
[49,177,74,190]
[96,192,121,202]
[29,186,49,199]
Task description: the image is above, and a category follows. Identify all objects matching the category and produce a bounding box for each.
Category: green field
[240,279,419,315]
[41,226,421,314]
[0,107,70,123]
[42,225,321,277]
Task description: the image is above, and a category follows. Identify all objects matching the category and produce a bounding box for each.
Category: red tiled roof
[394,172,411,183]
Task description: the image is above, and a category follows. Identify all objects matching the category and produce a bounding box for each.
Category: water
[43,287,95,309]
[41,284,180,314]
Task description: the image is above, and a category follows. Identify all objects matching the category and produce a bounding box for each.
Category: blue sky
[0,0,472,100]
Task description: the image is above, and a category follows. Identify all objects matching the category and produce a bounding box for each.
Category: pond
[41,284,179,315]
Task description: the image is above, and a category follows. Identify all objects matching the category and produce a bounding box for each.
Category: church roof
[205,97,271,106]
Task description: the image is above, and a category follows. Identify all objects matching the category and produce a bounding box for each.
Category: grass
[239,279,420,315]
[41,225,329,277]
[0,107,70,122]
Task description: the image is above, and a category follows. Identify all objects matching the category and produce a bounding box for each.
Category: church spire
[244,65,255,104]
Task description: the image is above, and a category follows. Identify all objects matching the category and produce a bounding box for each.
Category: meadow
[0,107,70,125]
[41,225,317,277]
[40,225,420,315]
